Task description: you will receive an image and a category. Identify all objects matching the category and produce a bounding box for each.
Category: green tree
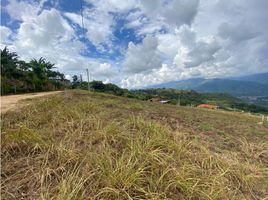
[1,47,67,94]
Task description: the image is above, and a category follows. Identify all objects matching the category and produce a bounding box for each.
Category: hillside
[78,81,268,114]
[149,77,268,97]
[135,88,268,114]
[1,90,268,199]
[232,72,268,85]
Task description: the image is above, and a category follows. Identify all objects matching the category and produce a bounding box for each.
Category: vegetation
[1,90,268,199]
[1,47,69,95]
[72,80,268,114]
[73,80,152,100]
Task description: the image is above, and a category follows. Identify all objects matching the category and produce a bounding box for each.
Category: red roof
[197,104,218,109]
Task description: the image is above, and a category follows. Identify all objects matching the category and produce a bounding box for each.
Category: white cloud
[86,0,137,13]
[14,9,78,59]
[121,64,179,88]
[0,26,12,43]
[1,0,268,88]
[5,0,40,21]
[93,63,118,78]
[123,36,162,73]
[218,22,259,43]
[65,8,114,51]
[169,26,221,69]
[2,0,120,83]
[162,0,199,27]
[157,33,181,59]
[184,37,221,68]
[124,0,200,37]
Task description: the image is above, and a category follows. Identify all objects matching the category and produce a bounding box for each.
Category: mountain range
[149,73,268,97]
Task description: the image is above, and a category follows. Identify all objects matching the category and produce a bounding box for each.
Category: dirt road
[0,91,62,114]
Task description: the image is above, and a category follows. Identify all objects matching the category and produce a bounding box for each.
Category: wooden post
[86,68,90,91]
[64,88,67,99]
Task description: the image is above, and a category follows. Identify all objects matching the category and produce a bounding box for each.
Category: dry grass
[1,90,268,199]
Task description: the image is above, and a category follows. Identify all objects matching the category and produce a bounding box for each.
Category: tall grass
[1,90,268,199]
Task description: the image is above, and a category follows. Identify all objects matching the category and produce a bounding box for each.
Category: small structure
[148,98,170,104]
[159,100,170,104]
[197,104,218,110]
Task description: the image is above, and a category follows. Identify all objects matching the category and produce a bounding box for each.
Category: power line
[80,0,86,45]
[80,0,90,90]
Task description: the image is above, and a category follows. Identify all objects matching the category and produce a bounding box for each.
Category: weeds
[1,90,268,199]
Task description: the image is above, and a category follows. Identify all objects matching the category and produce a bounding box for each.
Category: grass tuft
[1,90,268,199]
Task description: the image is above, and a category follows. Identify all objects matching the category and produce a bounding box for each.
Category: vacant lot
[1,90,268,199]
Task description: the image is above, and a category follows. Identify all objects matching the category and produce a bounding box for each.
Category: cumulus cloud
[169,26,221,69]
[123,36,162,73]
[93,63,118,78]
[121,64,179,88]
[14,9,78,60]
[1,0,268,88]
[162,0,199,27]
[157,33,181,59]
[64,10,114,51]
[184,37,221,68]
[5,0,40,21]
[1,1,117,82]
[125,0,200,36]
[218,22,259,43]
[0,26,12,43]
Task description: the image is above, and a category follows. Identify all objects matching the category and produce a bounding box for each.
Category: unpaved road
[0,91,62,114]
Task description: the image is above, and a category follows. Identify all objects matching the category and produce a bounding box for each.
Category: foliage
[1,47,68,94]
[72,78,268,114]
[72,79,152,100]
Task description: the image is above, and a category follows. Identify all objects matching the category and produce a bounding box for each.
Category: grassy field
[1,90,268,199]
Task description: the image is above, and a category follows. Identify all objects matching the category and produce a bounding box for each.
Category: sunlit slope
[2,90,268,199]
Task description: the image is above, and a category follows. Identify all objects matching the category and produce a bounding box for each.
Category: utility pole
[86,68,90,91]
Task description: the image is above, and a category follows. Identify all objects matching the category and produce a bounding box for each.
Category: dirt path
[0,91,62,114]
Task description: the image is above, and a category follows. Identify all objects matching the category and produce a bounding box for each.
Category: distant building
[148,98,170,104]
[159,100,170,104]
[197,104,218,109]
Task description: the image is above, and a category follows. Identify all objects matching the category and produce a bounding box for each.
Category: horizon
[1,0,268,88]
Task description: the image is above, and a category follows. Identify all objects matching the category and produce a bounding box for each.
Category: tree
[1,47,25,93]
[1,47,67,94]
[72,75,80,88]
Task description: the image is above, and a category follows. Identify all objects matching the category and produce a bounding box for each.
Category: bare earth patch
[0,91,63,114]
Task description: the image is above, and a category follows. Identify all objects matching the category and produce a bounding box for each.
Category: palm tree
[1,47,65,94]
[28,57,58,90]
[1,47,19,78]
[1,47,24,93]
[28,58,48,90]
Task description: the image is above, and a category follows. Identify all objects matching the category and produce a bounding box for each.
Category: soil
[0,91,62,114]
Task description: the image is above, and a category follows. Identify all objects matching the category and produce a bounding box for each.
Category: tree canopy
[1,47,68,94]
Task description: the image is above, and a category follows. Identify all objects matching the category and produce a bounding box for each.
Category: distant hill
[231,72,268,85]
[149,73,268,97]
[76,81,268,114]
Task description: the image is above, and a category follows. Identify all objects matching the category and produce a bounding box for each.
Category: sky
[1,0,268,88]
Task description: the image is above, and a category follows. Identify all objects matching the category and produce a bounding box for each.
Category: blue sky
[1,0,268,88]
